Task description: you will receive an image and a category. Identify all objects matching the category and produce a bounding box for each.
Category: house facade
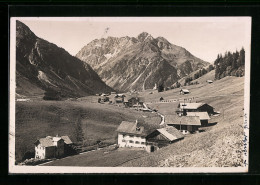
[35,135,72,159]
[116,121,147,148]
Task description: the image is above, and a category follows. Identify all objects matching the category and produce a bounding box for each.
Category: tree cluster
[214,48,245,79]
[183,64,214,86]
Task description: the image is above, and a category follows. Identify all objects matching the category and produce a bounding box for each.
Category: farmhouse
[124,96,144,108]
[165,115,201,134]
[34,135,72,159]
[178,102,214,115]
[146,126,184,149]
[186,112,210,126]
[180,89,190,95]
[114,94,125,103]
[116,120,146,148]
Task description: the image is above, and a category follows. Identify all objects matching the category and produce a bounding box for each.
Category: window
[135,141,140,144]
[122,139,126,142]
[129,135,134,138]
[141,142,146,145]
[129,140,134,143]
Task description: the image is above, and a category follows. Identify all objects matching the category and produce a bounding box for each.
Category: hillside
[16,21,112,98]
[76,32,209,92]
[120,76,244,167]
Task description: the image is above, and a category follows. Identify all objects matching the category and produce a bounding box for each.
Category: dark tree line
[184,64,214,86]
[214,48,245,79]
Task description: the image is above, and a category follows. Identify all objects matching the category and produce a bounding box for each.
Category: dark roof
[61,136,73,144]
[116,121,146,136]
[157,126,184,141]
[165,115,201,126]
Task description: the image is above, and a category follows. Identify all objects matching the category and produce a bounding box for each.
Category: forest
[214,48,245,79]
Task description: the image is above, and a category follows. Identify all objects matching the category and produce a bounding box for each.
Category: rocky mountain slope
[16,21,112,98]
[76,32,209,92]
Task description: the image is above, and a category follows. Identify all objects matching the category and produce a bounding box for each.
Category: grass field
[15,100,160,162]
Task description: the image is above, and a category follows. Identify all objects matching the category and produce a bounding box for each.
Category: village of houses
[27,81,220,166]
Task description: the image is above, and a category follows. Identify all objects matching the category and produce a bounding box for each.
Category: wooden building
[124,96,144,108]
[186,112,210,126]
[164,115,201,134]
[180,89,190,95]
[114,94,125,103]
[146,126,184,149]
[178,103,214,115]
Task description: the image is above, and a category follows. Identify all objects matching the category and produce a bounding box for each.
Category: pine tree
[75,115,84,143]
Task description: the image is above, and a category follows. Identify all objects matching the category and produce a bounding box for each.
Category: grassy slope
[15,100,160,162]
[45,147,147,167]
[121,76,244,167]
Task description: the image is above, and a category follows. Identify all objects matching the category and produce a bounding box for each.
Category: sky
[14,17,251,63]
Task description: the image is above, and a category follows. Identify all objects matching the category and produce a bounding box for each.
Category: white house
[34,135,72,159]
[116,120,146,148]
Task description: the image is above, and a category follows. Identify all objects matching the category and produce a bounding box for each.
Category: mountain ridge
[76,32,209,92]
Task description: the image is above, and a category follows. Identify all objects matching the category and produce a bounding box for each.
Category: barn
[164,115,201,134]
[124,96,144,108]
[114,94,125,103]
[180,89,190,95]
[146,126,184,149]
[186,112,210,126]
[178,103,214,115]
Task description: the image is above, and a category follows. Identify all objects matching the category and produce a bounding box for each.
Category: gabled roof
[186,112,210,120]
[116,121,145,136]
[165,115,201,126]
[35,136,68,147]
[35,137,54,147]
[179,103,205,110]
[157,126,184,141]
[180,89,190,93]
[61,136,73,144]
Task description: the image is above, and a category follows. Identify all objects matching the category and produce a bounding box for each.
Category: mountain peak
[137,32,153,42]
[16,20,36,39]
